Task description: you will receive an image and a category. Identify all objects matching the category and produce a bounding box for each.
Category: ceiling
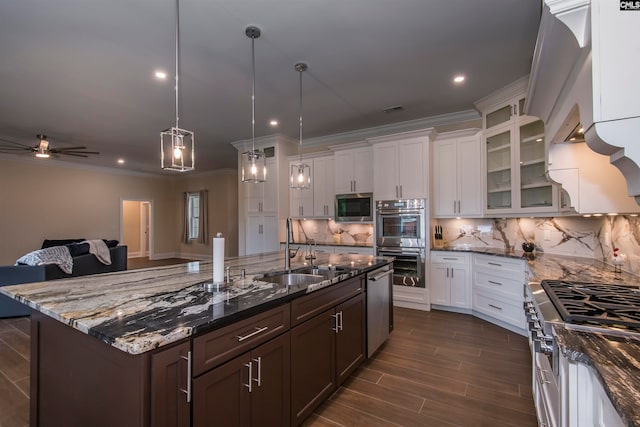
[0,0,542,174]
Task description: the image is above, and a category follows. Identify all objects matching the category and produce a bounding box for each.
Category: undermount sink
[259,272,326,287]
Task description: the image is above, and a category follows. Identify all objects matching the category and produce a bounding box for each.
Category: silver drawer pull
[488,303,503,311]
[253,356,262,387]
[488,262,502,267]
[442,257,458,261]
[537,368,550,385]
[488,280,503,286]
[236,326,269,342]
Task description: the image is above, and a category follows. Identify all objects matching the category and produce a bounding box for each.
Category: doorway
[121,199,153,259]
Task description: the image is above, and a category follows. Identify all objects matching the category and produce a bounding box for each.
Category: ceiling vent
[382,105,404,113]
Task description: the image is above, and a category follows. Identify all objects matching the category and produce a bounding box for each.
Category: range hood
[526,0,640,212]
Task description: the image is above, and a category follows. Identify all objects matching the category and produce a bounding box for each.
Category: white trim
[367,127,438,145]
[149,251,179,260]
[434,128,482,141]
[474,75,530,112]
[127,251,143,258]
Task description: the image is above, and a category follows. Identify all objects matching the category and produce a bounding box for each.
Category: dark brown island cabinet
[29,274,368,427]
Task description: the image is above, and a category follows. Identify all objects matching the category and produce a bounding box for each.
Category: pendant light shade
[290,62,310,189]
[161,0,194,172]
[241,26,267,183]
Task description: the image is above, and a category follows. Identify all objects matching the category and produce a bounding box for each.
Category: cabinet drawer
[473,270,524,299]
[291,276,364,327]
[472,290,525,329]
[474,254,524,273]
[430,252,470,265]
[193,304,290,376]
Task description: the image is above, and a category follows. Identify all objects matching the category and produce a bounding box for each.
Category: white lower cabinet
[393,285,429,311]
[559,348,624,427]
[429,252,471,309]
[472,254,526,332]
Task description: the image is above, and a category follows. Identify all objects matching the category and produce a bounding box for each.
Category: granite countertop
[281,240,373,248]
[433,245,640,426]
[554,325,640,427]
[0,251,390,355]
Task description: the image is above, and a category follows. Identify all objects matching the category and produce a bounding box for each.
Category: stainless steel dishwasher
[366,264,393,357]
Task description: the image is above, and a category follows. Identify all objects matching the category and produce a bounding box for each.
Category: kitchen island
[1,251,391,427]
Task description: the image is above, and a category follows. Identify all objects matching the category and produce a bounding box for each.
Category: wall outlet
[544,229,551,241]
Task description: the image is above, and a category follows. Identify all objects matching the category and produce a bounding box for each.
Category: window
[188,192,200,240]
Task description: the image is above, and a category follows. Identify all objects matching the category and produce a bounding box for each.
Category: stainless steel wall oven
[376,199,426,288]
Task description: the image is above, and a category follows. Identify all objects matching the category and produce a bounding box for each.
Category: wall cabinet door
[290,160,314,218]
[433,139,458,217]
[193,333,290,427]
[151,342,191,427]
[456,135,482,216]
[373,139,427,200]
[334,148,372,194]
[246,158,277,213]
[313,156,335,217]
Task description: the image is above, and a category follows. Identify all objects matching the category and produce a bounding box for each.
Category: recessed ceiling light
[453,75,465,84]
[536,138,543,142]
[117,158,125,164]
[269,119,278,126]
[154,70,168,80]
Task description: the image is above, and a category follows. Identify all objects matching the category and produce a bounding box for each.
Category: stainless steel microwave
[335,193,373,222]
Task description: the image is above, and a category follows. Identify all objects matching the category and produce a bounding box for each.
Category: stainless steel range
[524,279,640,427]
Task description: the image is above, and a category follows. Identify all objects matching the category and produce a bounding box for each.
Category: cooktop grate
[541,280,640,330]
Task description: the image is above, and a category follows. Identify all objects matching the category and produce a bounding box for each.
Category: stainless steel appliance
[367,264,393,357]
[523,279,640,427]
[335,193,373,222]
[376,199,426,288]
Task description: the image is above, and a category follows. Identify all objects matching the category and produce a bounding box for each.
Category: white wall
[0,156,238,265]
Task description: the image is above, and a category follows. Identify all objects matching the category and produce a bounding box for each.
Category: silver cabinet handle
[253,356,262,387]
[331,313,340,333]
[488,262,502,267]
[179,351,192,403]
[338,311,343,332]
[446,267,449,278]
[399,185,403,198]
[451,268,454,278]
[537,368,550,385]
[244,361,253,392]
[488,280,503,286]
[442,257,459,261]
[488,304,502,311]
[236,326,269,342]
[369,270,393,281]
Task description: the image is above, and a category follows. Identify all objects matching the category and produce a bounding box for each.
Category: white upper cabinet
[369,129,435,201]
[247,158,278,213]
[432,130,482,218]
[313,156,335,217]
[476,79,562,215]
[334,147,372,194]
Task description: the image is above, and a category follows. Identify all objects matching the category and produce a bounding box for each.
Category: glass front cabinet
[479,83,567,214]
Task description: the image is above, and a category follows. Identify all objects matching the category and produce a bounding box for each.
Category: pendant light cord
[251,33,256,154]
[174,0,180,130]
[298,66,303,162]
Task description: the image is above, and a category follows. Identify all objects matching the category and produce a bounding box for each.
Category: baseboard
[429,305,528,337]
[127,251,142,258]
[393,300,431,311]
[149,252,178,260]
[178,252,210,261]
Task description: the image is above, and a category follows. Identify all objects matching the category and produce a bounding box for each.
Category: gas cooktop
[541,280,640,330]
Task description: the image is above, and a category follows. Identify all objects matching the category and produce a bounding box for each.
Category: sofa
[0,243,127,318]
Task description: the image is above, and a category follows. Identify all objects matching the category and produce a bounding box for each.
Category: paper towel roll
[213,233,225,283]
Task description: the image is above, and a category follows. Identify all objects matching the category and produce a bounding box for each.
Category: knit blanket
[83,239,112,265]
[15,246,74,274]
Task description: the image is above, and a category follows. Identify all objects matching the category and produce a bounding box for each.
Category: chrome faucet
[305,239,317,264]
[285,217,295,272]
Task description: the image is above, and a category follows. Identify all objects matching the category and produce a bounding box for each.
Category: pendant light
[290,63,311,190]
[241,26,267,183]
[161,0,194,172]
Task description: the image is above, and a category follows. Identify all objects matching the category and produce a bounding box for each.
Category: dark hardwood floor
[0,268,537,426]
[304,308,537,427]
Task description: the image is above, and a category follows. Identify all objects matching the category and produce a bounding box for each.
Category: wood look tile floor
[0,268,537,426]
[304,308,537,427]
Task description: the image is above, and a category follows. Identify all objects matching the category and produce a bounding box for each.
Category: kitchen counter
[554,325,640,427]
[0,251,390,355]
[432,246,640,286]
[433,246,640,426]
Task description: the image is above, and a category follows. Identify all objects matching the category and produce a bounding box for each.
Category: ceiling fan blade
[58,152,90,158]
[0,146,34,151]
[59,150,100,155]
[0,137,34,149]
[56,146,88,151]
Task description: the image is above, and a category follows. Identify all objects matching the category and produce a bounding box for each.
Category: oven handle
[378,248,423,254]
[378,211,423,216]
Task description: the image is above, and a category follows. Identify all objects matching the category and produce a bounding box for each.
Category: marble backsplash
[434,215,640,275]
[292,219,374,246]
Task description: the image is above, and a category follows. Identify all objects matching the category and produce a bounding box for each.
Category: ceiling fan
[0,134,100,158]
